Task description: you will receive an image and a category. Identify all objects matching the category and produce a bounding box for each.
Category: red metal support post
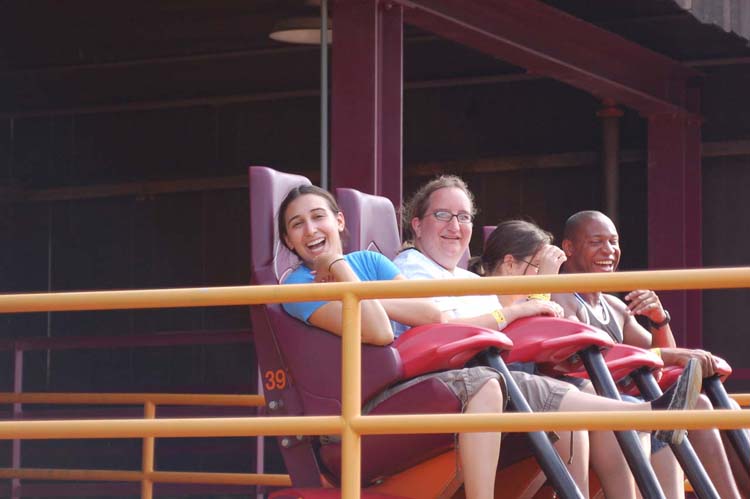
[647,105,703,349]
[597,100,624,227]
[331,0,403,209]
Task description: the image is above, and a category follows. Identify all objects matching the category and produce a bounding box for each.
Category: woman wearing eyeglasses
[393,179,565,337]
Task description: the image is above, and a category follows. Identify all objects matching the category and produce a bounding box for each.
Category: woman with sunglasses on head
[393,176,702,499]
[277,183,506,499]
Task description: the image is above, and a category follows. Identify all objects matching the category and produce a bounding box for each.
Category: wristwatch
[650,309,671,328]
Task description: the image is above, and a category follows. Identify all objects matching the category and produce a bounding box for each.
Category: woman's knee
[579,380,596,395]
[470,378,505,413]
[695,393,713,410]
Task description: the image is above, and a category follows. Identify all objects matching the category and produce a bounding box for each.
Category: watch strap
[650,309,671,328]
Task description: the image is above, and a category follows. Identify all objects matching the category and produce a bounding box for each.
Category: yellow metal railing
[0,267,749,313]
[1,267,750,499]
[0,392,265,406]
[0,392,288,497]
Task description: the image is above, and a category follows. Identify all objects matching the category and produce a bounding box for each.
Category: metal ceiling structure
[1,0,749,345]
[326,0,748,348]
[0,0,748,115]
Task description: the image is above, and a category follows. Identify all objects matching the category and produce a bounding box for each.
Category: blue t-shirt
[282,250,400,323]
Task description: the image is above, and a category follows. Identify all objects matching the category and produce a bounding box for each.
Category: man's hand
[662,347,719,377]
[624,289,667,323]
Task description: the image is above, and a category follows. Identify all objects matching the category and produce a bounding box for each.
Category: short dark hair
[563,210,606,242]
[469,219,552,276]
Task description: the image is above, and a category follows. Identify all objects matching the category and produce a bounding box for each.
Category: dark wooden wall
[701,64,750,392]
[0,57,749,474]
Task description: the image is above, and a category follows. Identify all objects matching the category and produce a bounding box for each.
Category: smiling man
[556,210,716,368]
[553,210,747,498]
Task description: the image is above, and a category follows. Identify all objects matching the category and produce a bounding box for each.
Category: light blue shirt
[282,250,400,323]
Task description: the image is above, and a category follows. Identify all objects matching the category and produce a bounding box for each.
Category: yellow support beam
[0,267,748,313]
[0,468,292,486]
[0,416,343,440]
[142,402,156,499]
[0,392,265,407]
[0,411,747,441]
[349,410,750,434]
[341,293,362,499]
[147,470,291,486]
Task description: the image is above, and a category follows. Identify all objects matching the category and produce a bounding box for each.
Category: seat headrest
[249,166,311,284]
[336,187,401,260]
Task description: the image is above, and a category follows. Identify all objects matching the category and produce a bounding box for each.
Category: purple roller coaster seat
[337,187,401,260]
[249,167,481,487]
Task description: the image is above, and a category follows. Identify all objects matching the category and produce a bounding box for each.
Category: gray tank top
[573,293,624,344]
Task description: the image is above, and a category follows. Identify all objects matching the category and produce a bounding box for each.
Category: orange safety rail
[0,328,255,496]
[0,391,284,498]
[1,267,750,498]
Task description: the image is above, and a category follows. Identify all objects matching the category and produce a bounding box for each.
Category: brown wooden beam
[4,139,749,203]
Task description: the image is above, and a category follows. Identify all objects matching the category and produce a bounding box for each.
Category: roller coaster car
[337,182,599,498]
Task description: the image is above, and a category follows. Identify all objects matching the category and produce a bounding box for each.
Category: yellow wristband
[491,309,506,330]
[650,347,662,358]
[527,293,551,301]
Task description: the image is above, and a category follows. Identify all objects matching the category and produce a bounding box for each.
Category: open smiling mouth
[306,237,326,251]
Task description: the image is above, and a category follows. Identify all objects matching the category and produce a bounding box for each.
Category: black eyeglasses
[430,210,474,224]
[519,259,539,270]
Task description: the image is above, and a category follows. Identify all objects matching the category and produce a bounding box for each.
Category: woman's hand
[311,253,345,283]
[503,299,564,324]
[536,244,567,275]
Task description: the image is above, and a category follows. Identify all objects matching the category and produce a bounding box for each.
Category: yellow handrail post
[142,401,155,499]
[341,293,362,499]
